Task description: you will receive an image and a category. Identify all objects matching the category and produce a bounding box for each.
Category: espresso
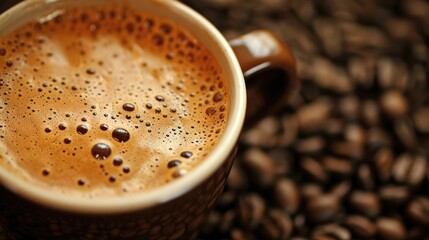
[0,5,229,198]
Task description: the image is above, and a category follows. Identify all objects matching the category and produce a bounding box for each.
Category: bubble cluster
[0,4,229,198]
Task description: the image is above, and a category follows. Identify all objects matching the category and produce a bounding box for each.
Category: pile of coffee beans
[182,0,429,239]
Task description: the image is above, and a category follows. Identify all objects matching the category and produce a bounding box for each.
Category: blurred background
[0,1,16,13]
[2,0,429,239]
[181,1,429,239]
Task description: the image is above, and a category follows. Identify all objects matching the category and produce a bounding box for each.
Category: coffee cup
[0,0,297,239]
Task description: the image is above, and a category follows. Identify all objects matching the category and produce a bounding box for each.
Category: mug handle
[229,30,298,127]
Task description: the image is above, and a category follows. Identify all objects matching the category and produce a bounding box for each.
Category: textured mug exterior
[0,146,236,240]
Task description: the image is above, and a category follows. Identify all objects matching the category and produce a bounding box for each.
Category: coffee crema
[0,5,229,198]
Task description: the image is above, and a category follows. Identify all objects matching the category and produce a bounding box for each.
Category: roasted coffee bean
[361,100,380,126]
[376,58,409,91]
[392,153,413,183]
[259,209,293,240]
[330,181,351,199]
[330,141,364,160]
[237,193,265,230]
[392,153,427,186]
[339,95,360,120]
[230,228,246,240]
[379,185,410,206]
[242,148,276,188]
[268,149,294,176]
[349,191,380,218]
[413,107,429,133]
[357,164,376,190]
[278,115,299,147]
[385,18,418,42]
[301,157,328,183]
[306,194,341,223]
[366,127,393,148]
[344,123,366,145]
[343,215,376,239]
[380,89,408,118]
[311,58,354,94]
[294,136,326,154]
[407,155,427,186]
[348,56,376,89]
[323,157,353,177]
[242,128,278,148]
[296,97,333,131]
[273,178,300,214]
[403,0,429,20]
[242,117,281,148]
[394,119,417,150]
[257,116,282,135]
[339,22,389,53]
[313,18,342,58]
[301,183,323,200]
[311,224,351,240]
[322,118,345,138]
[407,197,429,226]
[373,147,394,182]
[376,217,406,240]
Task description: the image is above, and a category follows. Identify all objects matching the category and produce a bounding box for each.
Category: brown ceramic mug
[0,0,297,239]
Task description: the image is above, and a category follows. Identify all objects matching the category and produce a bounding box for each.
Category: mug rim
[0,0,246,214]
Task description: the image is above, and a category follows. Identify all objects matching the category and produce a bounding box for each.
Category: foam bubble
[112,128,130,143]
[122,103,135,112]
[91,143,112,160]
[100,124,109,131]
[112,157,123,166]
[167,160,181,168]
[76,125,88,135]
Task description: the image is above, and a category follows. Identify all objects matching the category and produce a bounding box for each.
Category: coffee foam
[0,5,229,198]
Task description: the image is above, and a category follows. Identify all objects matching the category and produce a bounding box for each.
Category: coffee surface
[0,5,229,198]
